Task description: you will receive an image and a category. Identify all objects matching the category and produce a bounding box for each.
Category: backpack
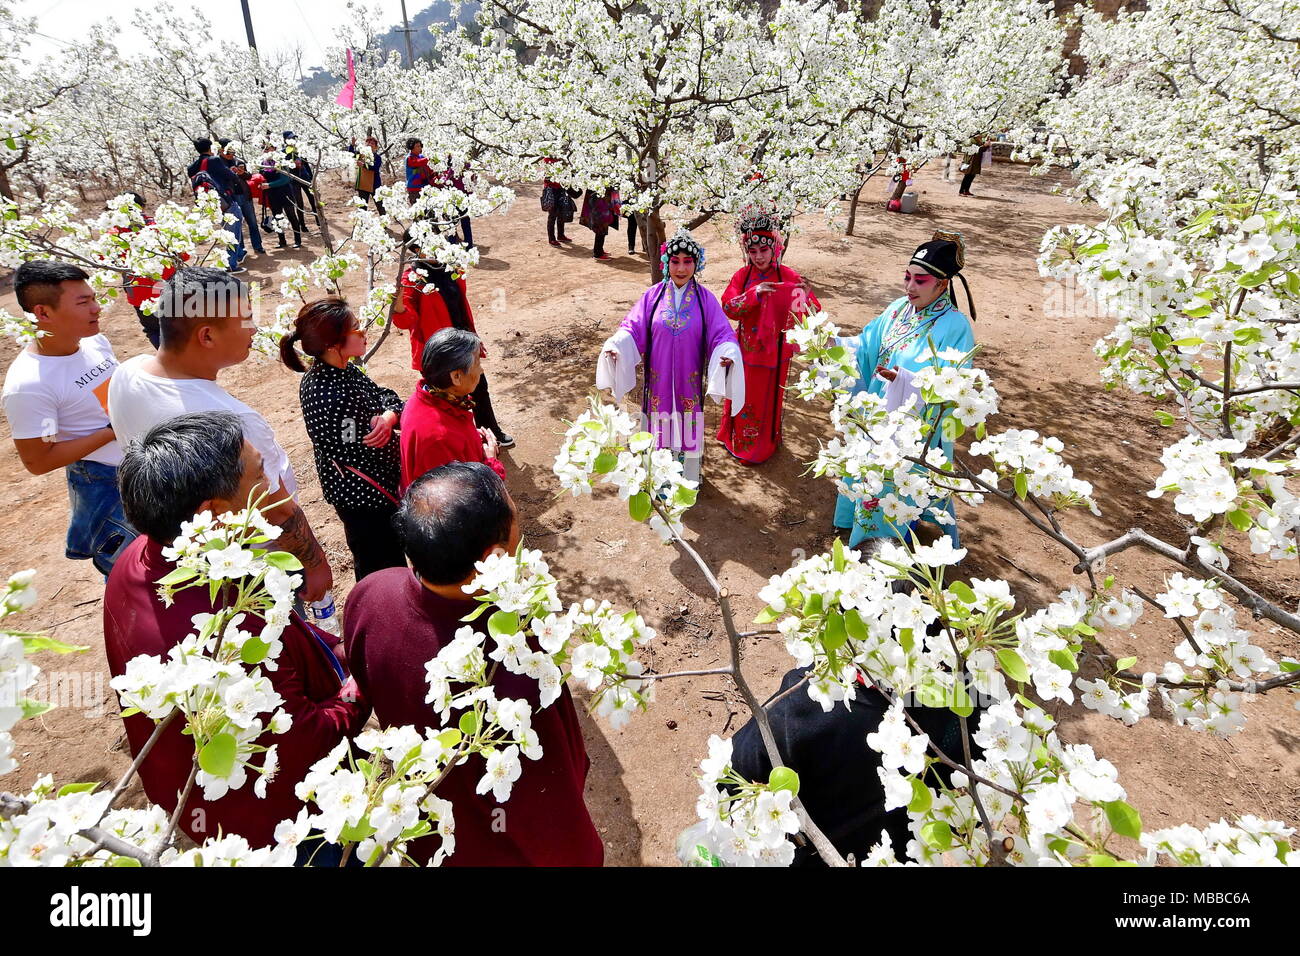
[189,158,230,210]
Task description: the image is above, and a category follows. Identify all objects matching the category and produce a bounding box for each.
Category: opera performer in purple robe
[597,228,744,482]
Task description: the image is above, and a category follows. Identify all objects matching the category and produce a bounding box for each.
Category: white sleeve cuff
[706,341,745,410]
[884,365,922,413]
[596,329,641,402]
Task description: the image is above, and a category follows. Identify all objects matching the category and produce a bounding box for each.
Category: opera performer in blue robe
[833,231,977,548]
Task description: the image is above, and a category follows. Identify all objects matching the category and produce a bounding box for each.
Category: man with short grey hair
[108,267,333,601]
[398,327,506,492]
[106,410,368,858]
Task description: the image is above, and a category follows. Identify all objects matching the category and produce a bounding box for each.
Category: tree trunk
[648,207,666,284]
[845,176,866,236]
[0,164,14,204]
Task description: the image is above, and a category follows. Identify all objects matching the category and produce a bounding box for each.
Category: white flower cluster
[465,549,657,729]
[291,731,458,867]
[553,398,699,542]
[680,735,802,867]
[969,428,1100,516]
[785,310,857,400]
[1140,817,1296,867]
[0,569,43,775]
[914,356,998,428]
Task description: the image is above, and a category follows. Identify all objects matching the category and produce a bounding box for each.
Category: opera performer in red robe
[717,213,821,464]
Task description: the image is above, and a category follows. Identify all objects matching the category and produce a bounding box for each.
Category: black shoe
[495,432,516,449]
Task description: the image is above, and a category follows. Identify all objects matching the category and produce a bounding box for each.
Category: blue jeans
[225,204,245,269]
[235,195,264,252]
[65,460,136,577]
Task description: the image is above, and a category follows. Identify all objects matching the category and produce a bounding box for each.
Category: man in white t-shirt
[2,261,137,576]
[107,266,332,601]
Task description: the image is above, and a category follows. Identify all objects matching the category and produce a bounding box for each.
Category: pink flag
[335,48,356,109]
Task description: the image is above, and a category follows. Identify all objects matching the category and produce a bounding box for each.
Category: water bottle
[309,593,340,637]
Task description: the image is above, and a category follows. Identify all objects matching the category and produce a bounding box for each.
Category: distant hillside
[300,1,480,96]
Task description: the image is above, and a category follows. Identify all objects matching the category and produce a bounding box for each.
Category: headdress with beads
[660,226,706,277]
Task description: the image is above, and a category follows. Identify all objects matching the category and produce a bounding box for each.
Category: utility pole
[240,0,270,115]
[399,0,417,67]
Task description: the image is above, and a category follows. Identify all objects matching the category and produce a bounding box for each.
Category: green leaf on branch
[672,486,698,508]
[339,818,376,844]
[21,635,89,655]
[921,820,952,850]
[1150,331,1172,351]
[458,711,479,736]
[157,566,198,587]
[908,777,932,814]
[949,580,977,604]
[844,609,868,642]
[488,610,520,640]
[1279,660,1300,673]
[1049,648,1078,672]
[1172,337,1203,348]
[198,733,237,778]
[1181,304,1213,319]
[768,766,800,795]
[1115,656,1138,671]
[592,452,618,474]
[753,605,781,625]
[263,551,303,572]
[460,601,490,623]
[1233,326,1264,346]
[239,637,271,665]
[802,592,824,617]
[435,729,462,749]
[1014,473,1029,501]
[55,781,99,798]
[1103,799,1143,840]
[996,648,1031,684]
[1154,411,1175,427]
[949,682,974,718]
[1088,853,1121,867]
[1226,509,1253,533]
[833,536,847,572]
[823,610,847,650]
[628,492,652,523]
[20,698,53,719]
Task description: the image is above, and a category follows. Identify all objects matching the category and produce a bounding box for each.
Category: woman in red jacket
[716,211,820,464]
[393,247,514,447]
[400,328,507,493]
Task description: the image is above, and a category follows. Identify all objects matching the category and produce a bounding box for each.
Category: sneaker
[548,239,562,247]
[557,235,573,243]
[594,253,613,261]
[495,432,516,449]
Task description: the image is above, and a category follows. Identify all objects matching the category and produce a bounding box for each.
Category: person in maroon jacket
[105,411,370,853]
[345,461,603,866]
[400,328,507,493]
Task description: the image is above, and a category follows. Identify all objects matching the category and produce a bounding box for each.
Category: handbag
[540,185,556,212]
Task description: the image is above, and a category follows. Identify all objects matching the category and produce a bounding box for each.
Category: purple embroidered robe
[617,279,738,454]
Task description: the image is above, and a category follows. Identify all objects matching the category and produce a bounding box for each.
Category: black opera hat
[909,230,977,321]
[909,230,966,279]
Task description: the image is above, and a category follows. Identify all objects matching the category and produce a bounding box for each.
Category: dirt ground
[3,160,1297,865]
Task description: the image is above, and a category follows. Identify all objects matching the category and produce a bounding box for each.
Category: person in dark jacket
[348,135,385,212]
[262,161,303,249]
[288,153,320,227]
[345,461,603,866]
[188,137,246,269]
[280,297,406,582]
[221,144,265,255]
[106,411,370,854]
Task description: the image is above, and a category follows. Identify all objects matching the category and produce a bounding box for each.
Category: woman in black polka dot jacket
[280,298,407,582]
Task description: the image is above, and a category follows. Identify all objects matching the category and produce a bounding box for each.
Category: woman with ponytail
[281,298,407,582]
